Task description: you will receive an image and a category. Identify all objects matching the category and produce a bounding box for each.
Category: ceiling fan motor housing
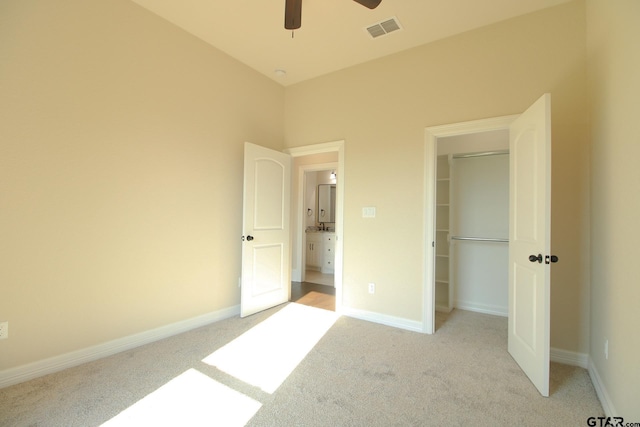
[285,0,381,30]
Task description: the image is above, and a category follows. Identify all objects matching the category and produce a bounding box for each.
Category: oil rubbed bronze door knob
[529,254,543,263]
[545,255,558,264]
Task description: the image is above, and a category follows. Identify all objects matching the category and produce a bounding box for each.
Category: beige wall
[9,1,634,411]
[587,0,640,419]
[284,1,590,351]
[0,0,284,369]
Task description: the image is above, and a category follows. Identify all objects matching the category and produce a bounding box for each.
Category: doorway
[302,168,337,286]
[291,166,338,311]
[424,115,518,333]
[285,141,345,312]
[424,94,553,396]
[434,131,510,327]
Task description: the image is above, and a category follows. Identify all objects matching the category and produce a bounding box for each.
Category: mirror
[317,184,336,223]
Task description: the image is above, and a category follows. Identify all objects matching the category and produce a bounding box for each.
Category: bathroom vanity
[305,231,335,274]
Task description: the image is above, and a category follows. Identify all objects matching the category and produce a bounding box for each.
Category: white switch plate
[0,321,8,340]
[362,207,376,218]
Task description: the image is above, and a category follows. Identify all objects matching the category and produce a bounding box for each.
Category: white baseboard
[549,348,617,417]
[435,304,453,313]
[0,305,240,389]
[550,347,589,369]
[588,359,617,417]
[340,306,423,333]
[454,300,508,317]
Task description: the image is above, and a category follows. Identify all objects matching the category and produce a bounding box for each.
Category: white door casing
[424,115,518,334]
[508,93,552,397]
[241,142,292,317]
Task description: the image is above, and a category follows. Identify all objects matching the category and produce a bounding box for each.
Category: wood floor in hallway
[290,281,336,311]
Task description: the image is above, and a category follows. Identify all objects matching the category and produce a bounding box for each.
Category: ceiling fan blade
[285,0,302,30]
[352,0,382,9]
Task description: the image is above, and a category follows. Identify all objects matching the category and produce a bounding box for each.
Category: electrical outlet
[604,339,608,360]
[0,321,8,340]
[368,283,375,294]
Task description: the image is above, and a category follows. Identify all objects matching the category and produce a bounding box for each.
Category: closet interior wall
[434,130,509,316]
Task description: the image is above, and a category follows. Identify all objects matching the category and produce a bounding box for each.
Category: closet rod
[451,236,508,243]
[452,150,509,159]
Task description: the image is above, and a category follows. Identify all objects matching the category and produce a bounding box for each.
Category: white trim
[425,115,520,137]
[0,305,240,389]
[341,306,424,333]
[550,347,589,369]
[453,301,508,318]
[588,359,617,417]
[285,141,345,311]
[424,115,518,334]
[284,140,344,157]
[435,304,453,313]
[291,269,302,283]
[423,130,436,333]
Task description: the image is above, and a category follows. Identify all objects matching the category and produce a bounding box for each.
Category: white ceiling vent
[365,17,402,39]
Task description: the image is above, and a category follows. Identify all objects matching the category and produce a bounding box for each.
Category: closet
[434,130,509,317]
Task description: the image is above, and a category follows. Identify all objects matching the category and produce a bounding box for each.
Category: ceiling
[130,0,571,86]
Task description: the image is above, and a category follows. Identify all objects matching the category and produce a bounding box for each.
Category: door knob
[246,235,254,241]
[545,255,558,264]
[529,254,543,263]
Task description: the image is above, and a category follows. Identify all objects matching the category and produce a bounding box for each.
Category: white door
[508,93,552,396]
[241,142,292,317]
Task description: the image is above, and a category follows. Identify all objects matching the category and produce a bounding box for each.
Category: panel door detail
[241,142,292,317]
[508,94,552,397]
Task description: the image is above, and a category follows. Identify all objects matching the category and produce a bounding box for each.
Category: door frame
[285,140,345,312]
[423,116,518,333]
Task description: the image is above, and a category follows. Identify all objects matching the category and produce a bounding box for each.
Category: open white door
[241,142,291,317]
[508,94,552,396]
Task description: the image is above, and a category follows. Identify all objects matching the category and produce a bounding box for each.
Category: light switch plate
[362,207,376,218]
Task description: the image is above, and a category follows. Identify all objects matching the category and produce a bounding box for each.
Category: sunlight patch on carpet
[202,303,339,394]
[101,369,261,427]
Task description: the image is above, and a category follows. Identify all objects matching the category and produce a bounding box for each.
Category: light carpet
[0,305,603,426]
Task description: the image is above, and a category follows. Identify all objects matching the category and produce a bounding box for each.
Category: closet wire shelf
[450,236,509,243]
